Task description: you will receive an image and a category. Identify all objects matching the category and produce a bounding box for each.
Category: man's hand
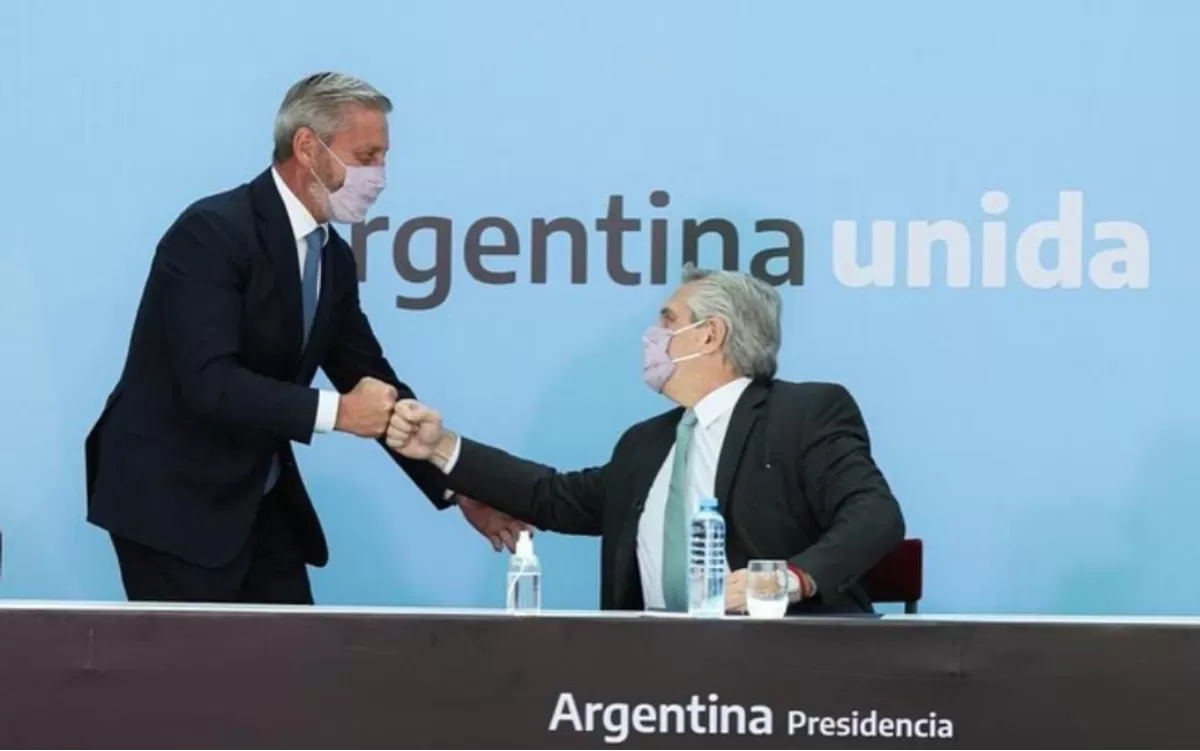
[725,569,749,613]
[725,567,804,613]
[385,399,446,459]
[457,494,532,553]
[335,377,398,438]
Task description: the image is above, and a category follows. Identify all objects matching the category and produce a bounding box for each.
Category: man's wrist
[333,391,355,433]
[430,430,458,471]
[787,566,816,602]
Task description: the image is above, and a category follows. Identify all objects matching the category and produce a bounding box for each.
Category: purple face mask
[641,320,707,393]
[313,140,386,224]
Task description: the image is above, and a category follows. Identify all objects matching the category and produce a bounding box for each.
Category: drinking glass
[746,560,789,619]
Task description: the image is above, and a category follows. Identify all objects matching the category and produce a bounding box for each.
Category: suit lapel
[250,169,304,369]
[612,411,679,606]
[632,415,678,507]
[714,380,769,517]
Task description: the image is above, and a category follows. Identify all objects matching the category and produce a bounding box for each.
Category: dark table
[0,602,1197,748]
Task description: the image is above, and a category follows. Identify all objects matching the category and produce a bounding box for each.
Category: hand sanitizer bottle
[506,530,542,615]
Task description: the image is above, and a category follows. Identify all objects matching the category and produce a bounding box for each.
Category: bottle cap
[515,529,535,558]
[699,497,719,510]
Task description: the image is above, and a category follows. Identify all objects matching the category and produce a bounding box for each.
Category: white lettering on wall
[832,191,1149,289]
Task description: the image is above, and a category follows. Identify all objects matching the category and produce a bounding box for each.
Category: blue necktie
[300,228,324,347]
[265,228,325,494]
[661,409,698,611]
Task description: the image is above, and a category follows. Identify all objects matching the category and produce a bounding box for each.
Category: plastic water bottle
[688,497,726,617]
[506,529,542,614]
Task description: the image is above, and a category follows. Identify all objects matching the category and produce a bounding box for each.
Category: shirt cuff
[314,390,339,434]
[440,434,462,474]
[787,565,816,601]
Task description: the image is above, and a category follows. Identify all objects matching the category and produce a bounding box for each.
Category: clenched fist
[386,399,444,459]
[335,377,398,438]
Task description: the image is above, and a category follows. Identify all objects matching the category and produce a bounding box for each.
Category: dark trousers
[111,486,313,605]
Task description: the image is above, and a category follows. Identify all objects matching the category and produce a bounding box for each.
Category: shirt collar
[271,167,327,246]
[692,376,752,429]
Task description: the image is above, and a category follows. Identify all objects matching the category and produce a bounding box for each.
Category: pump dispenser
[506,529,542,614]
[515,529,535,559]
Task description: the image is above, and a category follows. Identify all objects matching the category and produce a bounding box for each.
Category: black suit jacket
[446,379,905,614]
[85,168,449,569]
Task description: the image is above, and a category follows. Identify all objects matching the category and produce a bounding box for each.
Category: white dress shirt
[270,168,339,434]
[636,377,749,609]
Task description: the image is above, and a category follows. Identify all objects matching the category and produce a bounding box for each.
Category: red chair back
[860,538,923,613]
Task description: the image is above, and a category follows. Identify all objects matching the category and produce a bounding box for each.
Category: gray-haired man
[86,72,524,604]
[385,265,906,615]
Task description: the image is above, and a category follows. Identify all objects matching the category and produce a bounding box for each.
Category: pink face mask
[312,140,386,224]
[641,320,707,393]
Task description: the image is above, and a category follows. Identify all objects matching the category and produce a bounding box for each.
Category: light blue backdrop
[2,0,1196,614]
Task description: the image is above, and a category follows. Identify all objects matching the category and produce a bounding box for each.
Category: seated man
[388,264,905,615]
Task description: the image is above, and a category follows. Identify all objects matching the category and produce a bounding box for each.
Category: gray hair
[272,72,393,162]
[680,263,782,380]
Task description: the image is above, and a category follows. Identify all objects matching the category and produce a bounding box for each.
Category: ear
[705,317,728,354]
[292,127,319,169]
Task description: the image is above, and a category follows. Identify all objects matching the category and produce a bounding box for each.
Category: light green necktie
[661,409,698,611]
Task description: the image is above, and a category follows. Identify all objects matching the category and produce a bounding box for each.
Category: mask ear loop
[316,137,350,171]
[666,318,707,341]
[308,145,334,198]
[666,317,718,366]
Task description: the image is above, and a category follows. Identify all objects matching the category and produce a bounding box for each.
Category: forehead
[658,283,696,323]
[327,104,389,154]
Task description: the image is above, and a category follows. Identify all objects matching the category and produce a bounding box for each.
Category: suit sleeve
[788,384,906,597]
[443,437,608,535]
[319,255,452,510]
[159,209,320,443]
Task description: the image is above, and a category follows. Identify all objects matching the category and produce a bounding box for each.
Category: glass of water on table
[746,560,789,619]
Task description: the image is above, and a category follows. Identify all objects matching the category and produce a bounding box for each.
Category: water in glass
[746,560,788,619]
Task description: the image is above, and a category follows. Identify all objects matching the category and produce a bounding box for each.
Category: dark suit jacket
[85,168,449,569]
[446,379,905,614]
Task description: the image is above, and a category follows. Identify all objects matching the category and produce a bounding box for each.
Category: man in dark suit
[385,265,906,614]
[86,72,524,604]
